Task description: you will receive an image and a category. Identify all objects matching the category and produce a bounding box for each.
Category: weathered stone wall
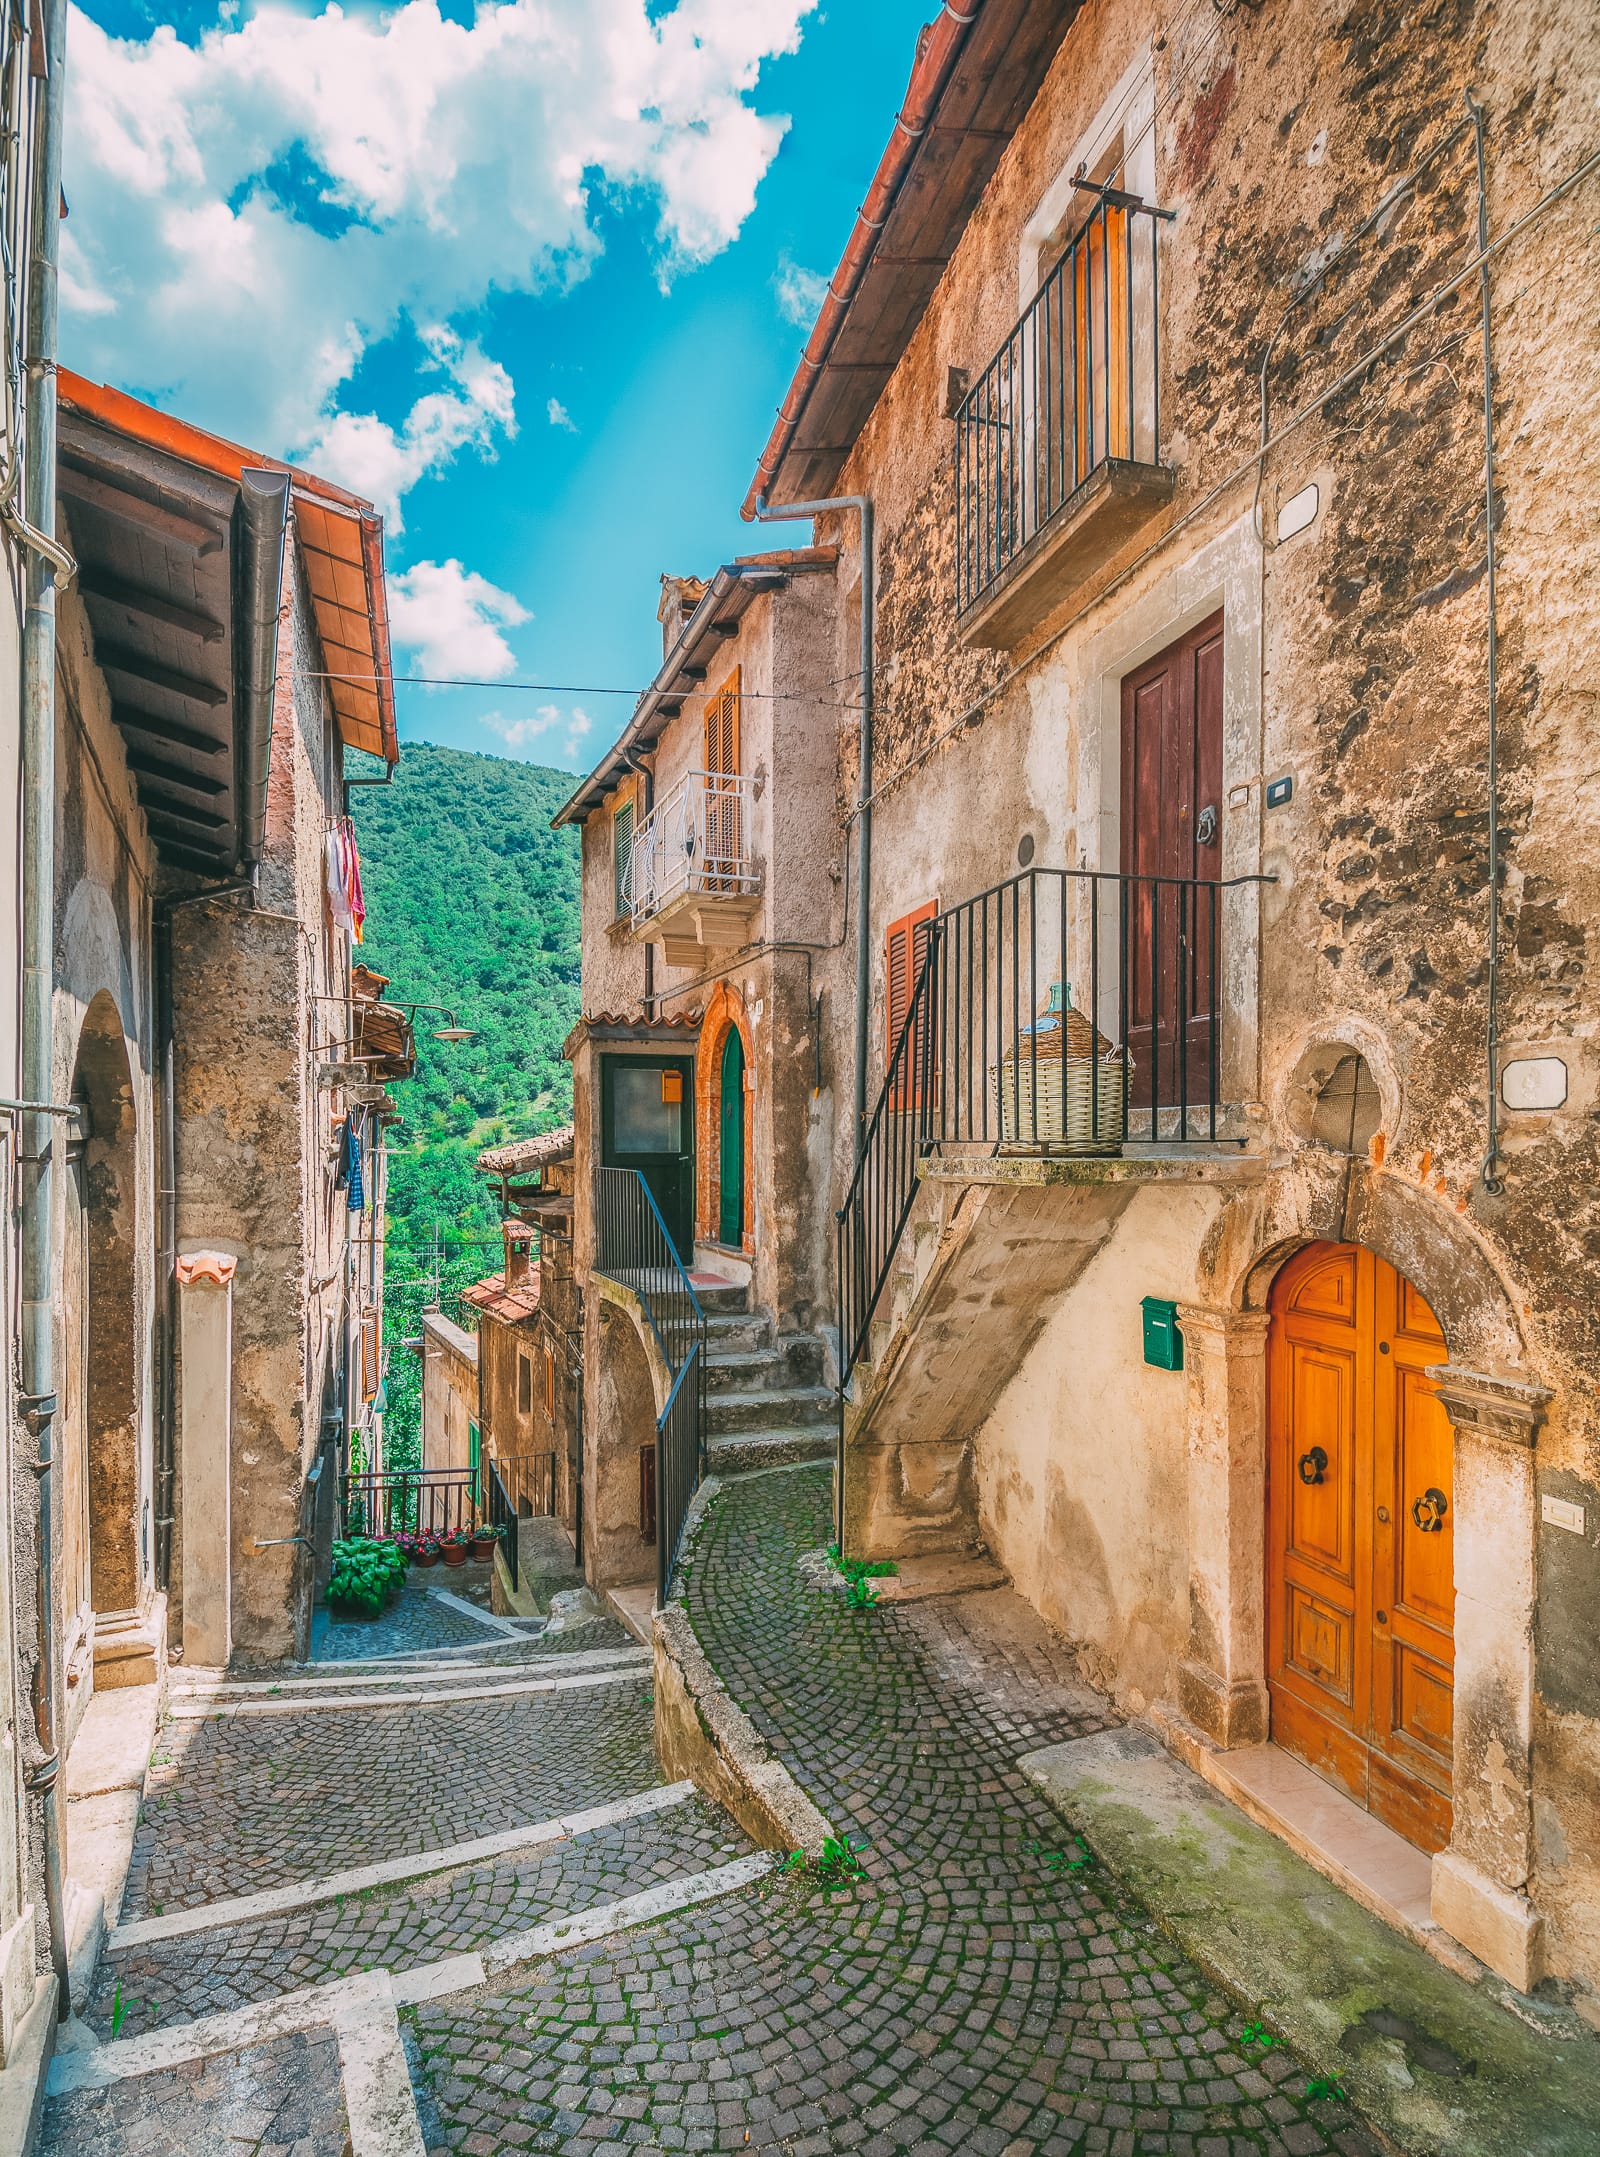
[419,1311,478,1476]
[815,0,1600,2005]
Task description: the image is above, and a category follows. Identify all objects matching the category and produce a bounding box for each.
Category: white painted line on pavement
[168,1663,651,1720]
[480,1853,778,1977]
[425,1585,527,1636]
[51,1852,778,2094]
[171,1645,646,1699]
[107,1783,698,1951]
[333,1980,428,2157]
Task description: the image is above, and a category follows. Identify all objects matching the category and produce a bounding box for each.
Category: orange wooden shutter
[703,668,740,776]
[885,901,937,1104]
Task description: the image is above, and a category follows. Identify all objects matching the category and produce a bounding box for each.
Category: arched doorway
[68,995,143,1620]
[1266,1241,1455,1852]
[717,1026,746,1248]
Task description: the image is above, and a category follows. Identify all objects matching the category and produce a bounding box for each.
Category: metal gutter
[741,0,984,520]
[235,469,291,867]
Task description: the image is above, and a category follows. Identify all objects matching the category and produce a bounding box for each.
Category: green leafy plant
[110,1979,128,2037]
[1306,2076,1346,2101]
[1241,2021,1274,2051]
[782,1836,867,1889]
[326,1536,408,1616]
[826,1543,898,1606]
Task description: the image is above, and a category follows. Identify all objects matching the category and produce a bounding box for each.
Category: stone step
[706,1385,836,1436]
[703,1310,772,1355]
[706,1338,826,1393]
[692,1280,750,1316]
[705,1426,836,1476]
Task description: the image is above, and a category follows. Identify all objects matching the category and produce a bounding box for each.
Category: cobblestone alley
[33,1469,1390,2156]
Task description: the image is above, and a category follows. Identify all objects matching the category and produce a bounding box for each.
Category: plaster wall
[419,1312,477,1475]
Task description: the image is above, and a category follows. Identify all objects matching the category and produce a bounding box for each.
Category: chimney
[505,1224,532,1290]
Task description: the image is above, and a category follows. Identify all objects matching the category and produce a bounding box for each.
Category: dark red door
[1121,611,1223,1113]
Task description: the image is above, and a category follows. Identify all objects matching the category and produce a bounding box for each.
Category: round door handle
[1412,1488,1449,1533]
[1297,1446,1328,1486]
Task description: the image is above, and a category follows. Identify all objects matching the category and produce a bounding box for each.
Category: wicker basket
[993,983,1127,1153]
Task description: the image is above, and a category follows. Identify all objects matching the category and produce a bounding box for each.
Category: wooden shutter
[885,901,937,1106]
[703,668,740,776]
[613,793,635,917]
[702,669,741,888]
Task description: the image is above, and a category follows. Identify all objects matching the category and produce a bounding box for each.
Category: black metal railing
[956,190,1166,611]
[596,1165,707,1605]
[339,1467,479,1540]
[838,865,1260,1389]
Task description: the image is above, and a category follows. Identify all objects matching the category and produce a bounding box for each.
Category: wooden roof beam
[58,462,224,555]
[79,570,226,646]
[111,702,230,758]
[97,643,227,709]
[123,746,229,798]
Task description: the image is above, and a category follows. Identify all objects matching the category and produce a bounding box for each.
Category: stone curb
[651,1476,834,1860]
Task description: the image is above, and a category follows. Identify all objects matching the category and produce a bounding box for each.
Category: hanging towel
[326,829,354,935]
[343,819,367,945]
[347,1112,365,1212]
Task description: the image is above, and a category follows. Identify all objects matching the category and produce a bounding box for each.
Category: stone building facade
[564,0,1600,2022]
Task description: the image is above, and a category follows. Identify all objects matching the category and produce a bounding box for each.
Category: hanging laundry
[325,818,368,944]
[343,818,367,945]
[347,1111,365,1212]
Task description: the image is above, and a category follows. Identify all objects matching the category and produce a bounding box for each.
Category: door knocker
[1412,1488,1449,1533]
[1297,1446,1328,1486]
[1196,803,1219,847]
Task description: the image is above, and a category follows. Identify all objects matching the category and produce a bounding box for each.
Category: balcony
[629,768,761,968]
[956,190,1172,649]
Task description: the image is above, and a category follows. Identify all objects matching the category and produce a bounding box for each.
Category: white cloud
[773,251,829,327]
[546,396,576,432]
[484,701,595,767]
[303,329,515,530]
[62,0,818,473]
[387,558,530,679]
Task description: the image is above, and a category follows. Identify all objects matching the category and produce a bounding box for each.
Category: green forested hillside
[349,741,581,1463]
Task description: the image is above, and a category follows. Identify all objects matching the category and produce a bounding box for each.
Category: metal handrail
[629,768,759,928]
[837,864,1265,1399]
[595,1165,707,1604]
[956,194,1166,611]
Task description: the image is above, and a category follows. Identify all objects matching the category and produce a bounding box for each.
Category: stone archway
[1176,1165,1552,1988]
[70,993,143,1618]
[695,983,754,1253]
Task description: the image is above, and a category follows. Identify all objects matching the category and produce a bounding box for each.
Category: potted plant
[441,1529,471,1568]
[326,1536,408,1617]
[469,1522,498,1562]
[413,1533,441,1569]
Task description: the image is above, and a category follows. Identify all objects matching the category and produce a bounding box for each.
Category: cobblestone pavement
[123,1673,657,1915]
[309,1564,527,1658]
[408,1467,1379,2155]
[39,2029,348,2155]
[90,1792,749,2042]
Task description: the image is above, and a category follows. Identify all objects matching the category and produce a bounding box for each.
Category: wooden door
[1121,612,1223,1114]
[600,1053,696,1261]
[1267,1242,1455,1852]
[717,1027,746,1248]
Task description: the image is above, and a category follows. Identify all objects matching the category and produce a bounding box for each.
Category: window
[517,1353,531,1415]
[885,901,938,1106]
[611,1064,683,1154]
[702,669,741,887]
[613,793,635,918]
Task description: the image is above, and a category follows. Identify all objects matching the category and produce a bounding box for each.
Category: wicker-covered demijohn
[992,981,1127,1153]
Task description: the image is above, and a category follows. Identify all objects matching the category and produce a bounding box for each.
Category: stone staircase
[695,1279,835,1477]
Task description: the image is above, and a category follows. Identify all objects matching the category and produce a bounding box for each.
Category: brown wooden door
[1267,1242,1455,1852]
[1120,612,1222,1113]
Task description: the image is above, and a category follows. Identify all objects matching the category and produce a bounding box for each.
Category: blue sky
[62,0,935,774]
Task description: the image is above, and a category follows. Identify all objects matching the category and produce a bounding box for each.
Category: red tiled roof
[461,1272,541,1322]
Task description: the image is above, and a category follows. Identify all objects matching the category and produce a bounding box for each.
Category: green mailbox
[1141,1297,1183,1371]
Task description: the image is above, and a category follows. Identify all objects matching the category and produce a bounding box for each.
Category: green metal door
[718,1028,745,1247]
[600,1053,696,1259]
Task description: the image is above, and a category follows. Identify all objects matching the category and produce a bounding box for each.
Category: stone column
[178,1253,236,1670]
[1176,1305,1271,1748]
[1425,1363,1553,1992]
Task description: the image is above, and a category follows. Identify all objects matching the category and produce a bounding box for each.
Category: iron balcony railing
[486,1452,557,1593]
[339,1466,478,1541]
[596,1165,707,1605]
[629,769,759,929]
[838,865,1263,1391]
[956,189,1168,612]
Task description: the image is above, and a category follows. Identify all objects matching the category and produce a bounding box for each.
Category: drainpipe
[235,470,290,869]
[18,0,70,2018]
[750,494,874,1149]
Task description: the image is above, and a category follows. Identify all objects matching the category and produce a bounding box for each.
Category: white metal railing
[629,769,759,928]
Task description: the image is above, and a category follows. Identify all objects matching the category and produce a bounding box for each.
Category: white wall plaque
[1276,484,1320,542]
[1501,1056,1568,1111]
[1542,1495,1586,1537]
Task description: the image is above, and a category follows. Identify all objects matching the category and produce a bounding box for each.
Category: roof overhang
[58,372,398,876]
[742,0,1084,517]
[551,546,836,828]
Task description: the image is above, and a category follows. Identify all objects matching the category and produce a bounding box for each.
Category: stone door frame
[1172,1195,1552,1990]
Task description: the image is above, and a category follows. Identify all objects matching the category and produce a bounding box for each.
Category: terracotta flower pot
[414,1546,439,1568]
[469,1536,496,1562]
[442,1542,469,1567]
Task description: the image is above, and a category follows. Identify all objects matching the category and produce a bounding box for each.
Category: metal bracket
[1071,175,1178,221]
[251,1535,310,1550]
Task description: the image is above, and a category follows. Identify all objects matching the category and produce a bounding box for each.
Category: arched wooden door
[1266,1241,1455,1852]
[718,1028,746,1248]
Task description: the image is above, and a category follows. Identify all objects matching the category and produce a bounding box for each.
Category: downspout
[750,494,874,1148]
[19,0,69,2017]
[1467,94,1505,1197]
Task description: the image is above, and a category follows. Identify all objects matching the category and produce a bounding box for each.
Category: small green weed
[1306,2076,1347,2101]
[1025,1834,1096,1874]
[110,1980,128,2037]
[783,1835,867,1889]
[1241,2021,1274,2051]
[826,1543,897,1607]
